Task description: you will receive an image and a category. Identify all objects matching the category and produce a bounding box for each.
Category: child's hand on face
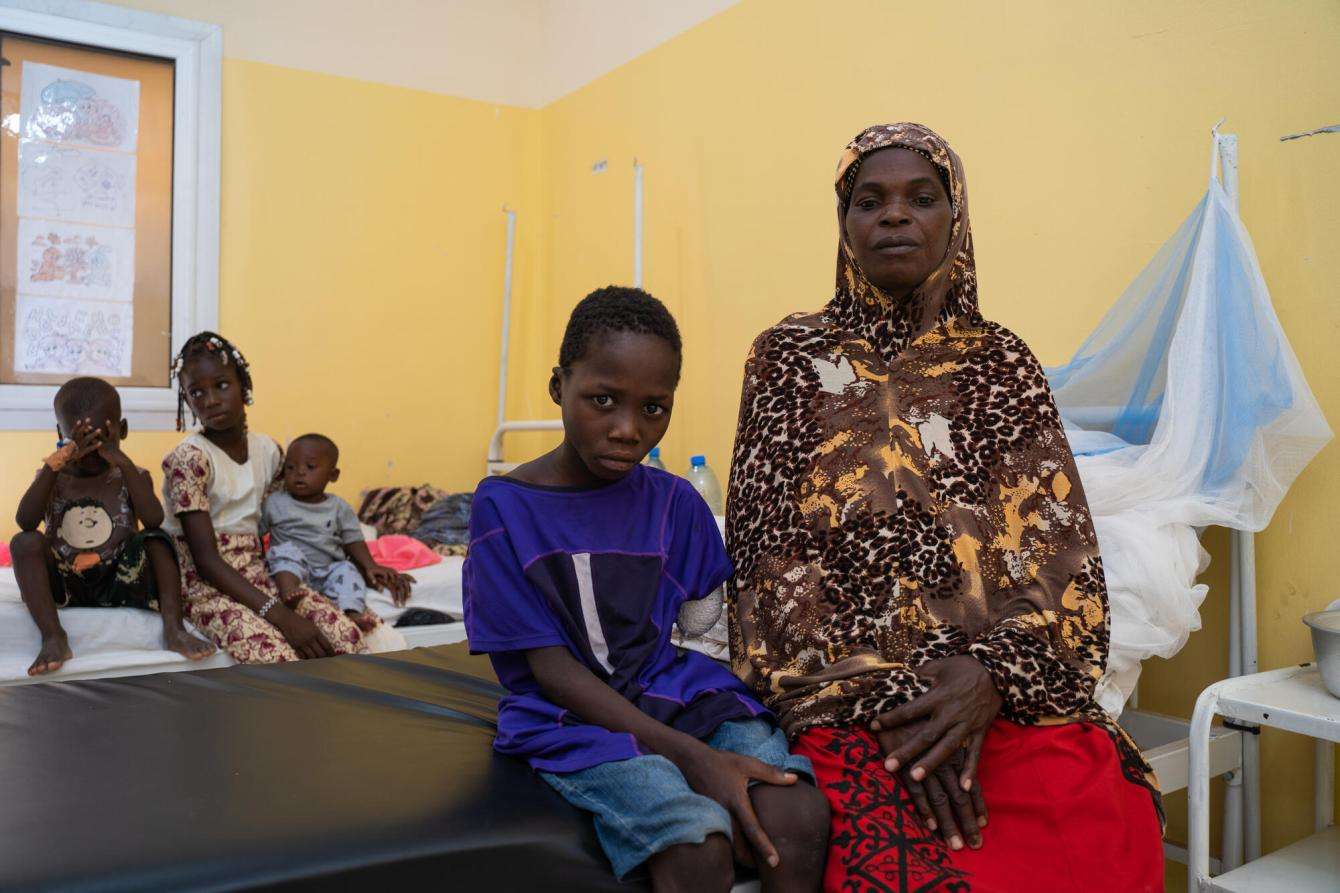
[69,418,105,459]
[96,437,132,469]
[364,563,415,606]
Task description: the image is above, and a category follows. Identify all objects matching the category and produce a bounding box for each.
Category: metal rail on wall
[488,160,647,474]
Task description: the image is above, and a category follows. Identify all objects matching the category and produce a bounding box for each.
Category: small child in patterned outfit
[163,332,387,663]
[263,433,412,618]
[10,377,215,675]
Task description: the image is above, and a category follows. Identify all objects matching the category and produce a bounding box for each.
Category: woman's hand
[871,655,1002,792]
[876,719,987,850]
[677,742,798,869]
[271,605,336,659]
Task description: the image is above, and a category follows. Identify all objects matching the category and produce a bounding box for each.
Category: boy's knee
[794,782,832,840]
[652,833,733,892]
[10,530,46,559]
[696,831,734,876]
[756,782,831,858]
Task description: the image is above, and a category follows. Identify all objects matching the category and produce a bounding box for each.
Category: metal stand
[496,207,517,430]
[1119,127,1260,872]
[633,159,644,287]
[1189,665,1338,891]
[1216,126,1261,866]
[489,162,649,474]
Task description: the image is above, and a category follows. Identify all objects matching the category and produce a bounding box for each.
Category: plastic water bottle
[686,455,724,515]
[645,447,667,471]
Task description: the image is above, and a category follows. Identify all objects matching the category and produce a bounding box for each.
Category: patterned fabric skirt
[173,532,373,664]
[792,719,1164,893]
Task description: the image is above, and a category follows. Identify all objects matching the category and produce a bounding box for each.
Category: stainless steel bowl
[1303,608,1340,698]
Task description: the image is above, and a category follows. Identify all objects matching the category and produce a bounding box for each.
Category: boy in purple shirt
[465,287,829,890]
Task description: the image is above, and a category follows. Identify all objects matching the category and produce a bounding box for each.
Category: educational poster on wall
[1,35,174,389]
[17,142,137,228]
[18,62,140,153]
[16,218,136,303]
[10,60,142,379]
[13,294,133,377]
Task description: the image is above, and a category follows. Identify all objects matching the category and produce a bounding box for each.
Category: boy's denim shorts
[539,718,814,879]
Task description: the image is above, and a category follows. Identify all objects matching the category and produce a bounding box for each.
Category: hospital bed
[0,643,635,891]
[0,556,467,686]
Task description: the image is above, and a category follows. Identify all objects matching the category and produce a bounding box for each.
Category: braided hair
[558,286,682,379]
[170,331,254,431]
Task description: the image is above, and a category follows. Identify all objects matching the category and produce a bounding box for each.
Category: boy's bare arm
[342,538,414,604]
[525,645,794,866]
[527,645,706,763]
[342,538,377,573]
[16,464,59,531]
[94,440,163,529]
[123,467,165,530]
[17,439,87,530]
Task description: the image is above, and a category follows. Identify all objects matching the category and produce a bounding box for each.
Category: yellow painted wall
[2,59,542,522]
[524,0,1340,869]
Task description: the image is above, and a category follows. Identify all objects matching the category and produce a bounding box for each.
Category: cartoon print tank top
[44,466,135,575]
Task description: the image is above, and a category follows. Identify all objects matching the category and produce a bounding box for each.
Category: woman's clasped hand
[870,655,1002,850]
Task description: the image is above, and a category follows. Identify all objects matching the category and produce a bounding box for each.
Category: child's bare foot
[29,633,73,676]
[345,609,379,633]
[163,626,216,661]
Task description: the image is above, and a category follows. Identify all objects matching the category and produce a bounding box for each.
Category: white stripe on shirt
[572,552,614,674]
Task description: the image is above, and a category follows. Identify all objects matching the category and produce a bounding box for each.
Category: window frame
[0,0,221,429]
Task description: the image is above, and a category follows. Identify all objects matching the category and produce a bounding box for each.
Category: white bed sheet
[0,556,464,685]
[364,556,464,623]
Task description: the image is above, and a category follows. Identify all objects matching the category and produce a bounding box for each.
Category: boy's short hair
[558,286,682,377]
[54,377,120,423]
[290,433,339,464]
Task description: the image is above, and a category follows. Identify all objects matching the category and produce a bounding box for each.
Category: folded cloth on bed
[368,535,442,571]
[357,484,448,537]
[411,493,473,549]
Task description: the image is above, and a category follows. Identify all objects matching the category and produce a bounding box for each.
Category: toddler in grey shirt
[263,433,412,615]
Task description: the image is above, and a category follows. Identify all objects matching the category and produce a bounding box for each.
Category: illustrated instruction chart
[13,61,140,378]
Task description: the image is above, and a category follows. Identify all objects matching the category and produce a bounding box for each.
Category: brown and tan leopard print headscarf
[726,126,1150,796]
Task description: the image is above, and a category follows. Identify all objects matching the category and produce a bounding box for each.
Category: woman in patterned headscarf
[726,124,1165,891]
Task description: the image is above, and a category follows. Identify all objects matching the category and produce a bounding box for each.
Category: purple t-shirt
[463,464,769,773]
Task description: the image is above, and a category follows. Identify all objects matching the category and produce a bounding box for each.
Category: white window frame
[0,0,221,429]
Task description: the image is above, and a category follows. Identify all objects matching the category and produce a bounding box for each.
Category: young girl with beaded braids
[160,332,380,662]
